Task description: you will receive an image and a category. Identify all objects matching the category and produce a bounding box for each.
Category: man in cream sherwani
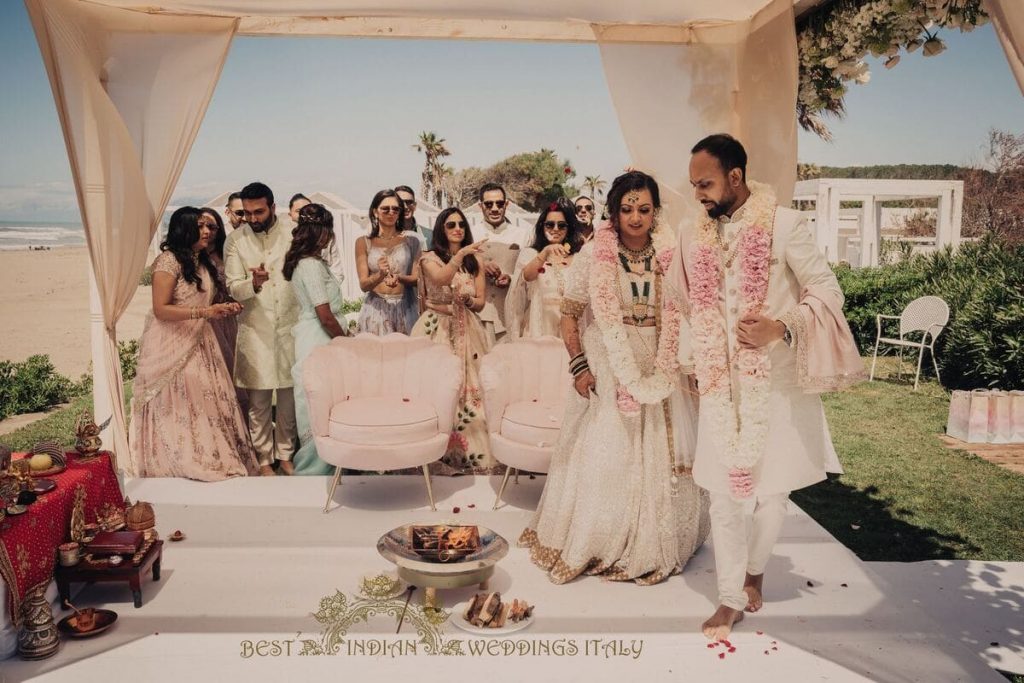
[474,183,532,342]
[225,181,299,476]
[672,135,863,640]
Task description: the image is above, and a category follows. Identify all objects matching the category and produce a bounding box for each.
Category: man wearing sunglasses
[224,192,244,236]
[573,195,597,242]
[474,183,532,340]
[394,185,431,249]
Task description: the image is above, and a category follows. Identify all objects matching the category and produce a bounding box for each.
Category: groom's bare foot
[702,605,744,641]
[744,572,764,612]
[278,461,294,476]
[259,464,277,476]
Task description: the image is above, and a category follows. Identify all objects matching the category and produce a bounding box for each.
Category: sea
[0,220,86,250]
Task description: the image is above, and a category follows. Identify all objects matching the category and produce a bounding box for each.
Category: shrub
[837,237,1024,390]
[74,338,141,396]
[0,355,79,420]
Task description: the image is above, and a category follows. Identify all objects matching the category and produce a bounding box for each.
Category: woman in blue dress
[355,189,421,334]
[283,203,349,475]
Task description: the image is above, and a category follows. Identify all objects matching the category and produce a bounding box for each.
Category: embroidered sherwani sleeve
[225,232,256,302]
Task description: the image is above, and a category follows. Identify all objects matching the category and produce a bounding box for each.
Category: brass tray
[58,609,118,638]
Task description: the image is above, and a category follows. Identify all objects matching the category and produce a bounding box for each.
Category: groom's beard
[704,191,737,219]
[249,214,275,234]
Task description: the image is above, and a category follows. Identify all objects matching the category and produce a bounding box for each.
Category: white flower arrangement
[797,0,988,139]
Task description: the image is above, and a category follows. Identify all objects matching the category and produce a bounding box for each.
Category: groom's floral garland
[590,222,680,416]
[689,181,776,497]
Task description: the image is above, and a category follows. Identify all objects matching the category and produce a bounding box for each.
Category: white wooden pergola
[793,178,965,267]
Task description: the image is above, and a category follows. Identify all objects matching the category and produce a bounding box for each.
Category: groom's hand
[737,315,786,349]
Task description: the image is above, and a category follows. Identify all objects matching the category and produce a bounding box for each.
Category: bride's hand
[573,370,596,398]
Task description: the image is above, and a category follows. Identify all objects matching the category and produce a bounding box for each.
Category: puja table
[56,539,163,608]
[0,452,124,630]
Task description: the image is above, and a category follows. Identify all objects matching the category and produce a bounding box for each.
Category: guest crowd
[129,180,599,479]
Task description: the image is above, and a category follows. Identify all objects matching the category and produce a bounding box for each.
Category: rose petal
[728,647,736,653]
[452,507,460,513]
[467,504,476,509]
[756,630,764,636]
[718,653,725,659]
[707,644,716,649]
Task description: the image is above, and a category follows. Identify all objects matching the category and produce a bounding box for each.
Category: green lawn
[4,367,1022,562]
[796,359,1024,562]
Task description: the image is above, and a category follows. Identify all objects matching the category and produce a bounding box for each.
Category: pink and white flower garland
[689,181,777,498]
[590,222,681,416]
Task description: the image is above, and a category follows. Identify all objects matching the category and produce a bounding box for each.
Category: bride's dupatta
[132,261,216,410]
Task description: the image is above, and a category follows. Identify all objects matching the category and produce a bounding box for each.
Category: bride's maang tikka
[625,190,643,205]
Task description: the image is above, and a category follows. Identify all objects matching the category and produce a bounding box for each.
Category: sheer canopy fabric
[987,0,1024,96]
[25,0,237,468]
[597,0,797,230]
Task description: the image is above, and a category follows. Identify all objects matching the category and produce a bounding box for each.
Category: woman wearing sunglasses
[411,207,497,474]
[505,197,585,340]
[355,189,421,335]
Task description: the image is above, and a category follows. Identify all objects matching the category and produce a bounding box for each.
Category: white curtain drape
[596,0,797,229]
[986,0,1024,96]
[24,0,237,476]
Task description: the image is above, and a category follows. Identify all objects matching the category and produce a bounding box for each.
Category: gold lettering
[240,641,254,659]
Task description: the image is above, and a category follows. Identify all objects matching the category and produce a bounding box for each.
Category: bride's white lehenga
[519,237,710,585]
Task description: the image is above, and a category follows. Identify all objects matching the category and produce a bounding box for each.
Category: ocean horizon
[0,220,84,250]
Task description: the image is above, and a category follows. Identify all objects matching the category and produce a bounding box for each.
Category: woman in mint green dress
[283,204,349,475]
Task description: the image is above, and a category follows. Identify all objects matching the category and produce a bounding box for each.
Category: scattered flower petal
[718,652,725,659]
[452,506,460,513]
[728,647,736,653]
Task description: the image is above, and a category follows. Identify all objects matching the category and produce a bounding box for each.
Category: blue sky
[0,3,1022,222]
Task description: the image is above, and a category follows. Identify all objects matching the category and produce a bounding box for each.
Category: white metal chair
[869,295,949,390]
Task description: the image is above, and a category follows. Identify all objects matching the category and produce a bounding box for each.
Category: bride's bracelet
[569,353,590,377]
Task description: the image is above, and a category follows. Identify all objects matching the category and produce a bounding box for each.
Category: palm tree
[583,175,606,199]
[412,131,451,203]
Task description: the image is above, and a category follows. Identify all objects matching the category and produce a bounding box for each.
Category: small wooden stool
[56,540,163,608]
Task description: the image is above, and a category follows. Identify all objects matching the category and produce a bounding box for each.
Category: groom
[671,134,863,640]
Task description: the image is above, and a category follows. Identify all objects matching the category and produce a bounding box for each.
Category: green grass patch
[2,383,133,452]
[794,359,1024,561]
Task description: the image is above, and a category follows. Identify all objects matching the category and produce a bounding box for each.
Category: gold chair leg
[494,467,514,510]
[422,465,437,511]
[323,467,342,514]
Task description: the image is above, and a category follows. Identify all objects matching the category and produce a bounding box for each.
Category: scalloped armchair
[302,333,462,513]
[480,336,571,509]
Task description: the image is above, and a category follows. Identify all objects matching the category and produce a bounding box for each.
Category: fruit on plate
[29,454,53,471]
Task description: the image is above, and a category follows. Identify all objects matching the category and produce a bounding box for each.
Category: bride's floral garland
[689,181,776,497]
[590,222,681,416]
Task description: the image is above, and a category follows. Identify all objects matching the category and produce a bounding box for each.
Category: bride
[519,171,709,585]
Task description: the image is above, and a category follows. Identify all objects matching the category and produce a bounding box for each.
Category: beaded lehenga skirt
[519,322,709,585]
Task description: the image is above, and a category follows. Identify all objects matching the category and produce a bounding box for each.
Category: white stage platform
[1,475,1015,682]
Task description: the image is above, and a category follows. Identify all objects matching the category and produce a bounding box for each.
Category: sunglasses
[575,205,594,213]
[378,206,402,214]
[483,200,506,209]
[543,221,568,230]
[231,210,245,217]
[444,220,467,229]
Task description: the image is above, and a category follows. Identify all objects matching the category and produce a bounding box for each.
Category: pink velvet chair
[302,333,462,513]
[480,336,570,509]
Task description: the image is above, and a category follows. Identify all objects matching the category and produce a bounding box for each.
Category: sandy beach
[0,247,151,378]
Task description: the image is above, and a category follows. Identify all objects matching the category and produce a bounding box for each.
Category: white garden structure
[793,178,965,267]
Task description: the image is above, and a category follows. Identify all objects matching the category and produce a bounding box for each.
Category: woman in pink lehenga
[200,207,248,419]
[129,207,259,481]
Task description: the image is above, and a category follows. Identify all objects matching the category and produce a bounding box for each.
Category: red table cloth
[0,452,123,626]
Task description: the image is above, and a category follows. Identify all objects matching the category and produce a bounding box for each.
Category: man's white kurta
[224,216,299,390]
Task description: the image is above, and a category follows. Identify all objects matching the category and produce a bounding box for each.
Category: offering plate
[377,524,508,606]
